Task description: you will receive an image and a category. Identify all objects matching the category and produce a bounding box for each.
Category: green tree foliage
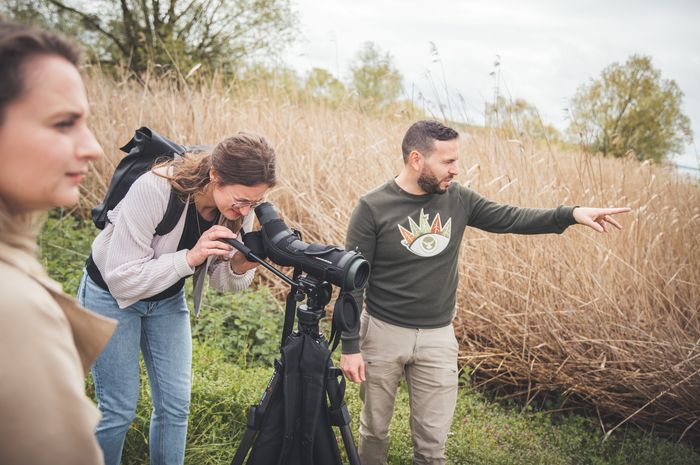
[1,0,80,36]
[349,41,403,111]
[486,96,562,143]
[2,0,298,75]
[567,54,693,162]
[237,63,301,96]
[304,67,345,102]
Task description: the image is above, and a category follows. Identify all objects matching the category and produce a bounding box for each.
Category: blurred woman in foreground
[0,18,115,465]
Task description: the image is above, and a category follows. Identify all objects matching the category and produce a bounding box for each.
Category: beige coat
[0,240,116,465]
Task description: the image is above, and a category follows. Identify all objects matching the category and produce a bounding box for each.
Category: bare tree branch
[45,0,128,56]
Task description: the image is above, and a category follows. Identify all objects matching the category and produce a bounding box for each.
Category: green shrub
[193,286,284,368]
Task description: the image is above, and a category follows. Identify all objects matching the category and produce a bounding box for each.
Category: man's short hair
[401,120,459,161]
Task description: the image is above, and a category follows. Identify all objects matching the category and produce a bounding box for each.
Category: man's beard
[417,168,450,194]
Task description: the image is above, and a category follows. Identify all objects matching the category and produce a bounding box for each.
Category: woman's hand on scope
[186,225,237,267]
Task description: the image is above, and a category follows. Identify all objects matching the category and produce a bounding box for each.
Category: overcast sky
[284,0,700,172]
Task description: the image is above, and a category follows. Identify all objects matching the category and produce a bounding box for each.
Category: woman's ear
[209,168,218,184]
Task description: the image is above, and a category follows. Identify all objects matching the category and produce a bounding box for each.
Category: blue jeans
[78,271,192,465]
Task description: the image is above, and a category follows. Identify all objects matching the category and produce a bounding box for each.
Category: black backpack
[91,127,208,235]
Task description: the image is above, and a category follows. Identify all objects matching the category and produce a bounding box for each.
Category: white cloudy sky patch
[285,0,700,169]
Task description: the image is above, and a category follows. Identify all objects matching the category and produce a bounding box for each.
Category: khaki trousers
[358,311,459,465]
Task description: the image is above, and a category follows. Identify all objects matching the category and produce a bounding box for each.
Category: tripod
[231,274,361,465]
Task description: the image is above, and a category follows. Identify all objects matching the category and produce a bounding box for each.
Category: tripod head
[293,276,332,338]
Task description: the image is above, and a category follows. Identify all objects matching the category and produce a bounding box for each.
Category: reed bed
[80,71,700,440]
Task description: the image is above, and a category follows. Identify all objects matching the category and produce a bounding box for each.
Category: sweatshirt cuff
[341,335,360,354]
[174,249,195,277]
[555,205,578,231]
[223,261,255,279]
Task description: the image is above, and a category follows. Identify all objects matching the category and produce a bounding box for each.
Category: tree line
[2,0,692,162]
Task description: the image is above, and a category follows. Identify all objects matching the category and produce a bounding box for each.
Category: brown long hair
[0,18,82,251]
[154,131,277,231]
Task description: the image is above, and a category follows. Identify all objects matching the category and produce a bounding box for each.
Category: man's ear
[407,150,423,171]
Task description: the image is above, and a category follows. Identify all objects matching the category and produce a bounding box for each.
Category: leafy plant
[39,210,97,295]
[192,286,284,368]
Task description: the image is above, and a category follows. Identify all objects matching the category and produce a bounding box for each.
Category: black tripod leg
[230,410,259,465]
[326,367,361,465]
[339,417,361,465]
[231,360,283,465]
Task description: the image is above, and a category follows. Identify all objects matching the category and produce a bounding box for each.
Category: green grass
[84,340,697,465]
[41,213,700,464]
[38,210,97,295]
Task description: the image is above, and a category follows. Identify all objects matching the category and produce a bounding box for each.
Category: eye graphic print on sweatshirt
[397,208,452,257]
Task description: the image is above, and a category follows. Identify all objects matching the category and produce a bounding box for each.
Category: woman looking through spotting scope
[79,132,276,465]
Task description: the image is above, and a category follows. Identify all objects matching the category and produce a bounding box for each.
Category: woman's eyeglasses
[231,198,264,210]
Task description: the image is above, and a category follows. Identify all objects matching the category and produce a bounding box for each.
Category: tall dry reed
[81,70,700,440]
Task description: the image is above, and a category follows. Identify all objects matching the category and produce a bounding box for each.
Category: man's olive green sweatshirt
[342,179,576,354]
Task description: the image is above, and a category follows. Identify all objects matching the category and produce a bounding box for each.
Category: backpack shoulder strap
[151,142,210,237]
[154,187,187,236]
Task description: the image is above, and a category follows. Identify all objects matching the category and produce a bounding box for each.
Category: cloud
[287,0,700,164]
